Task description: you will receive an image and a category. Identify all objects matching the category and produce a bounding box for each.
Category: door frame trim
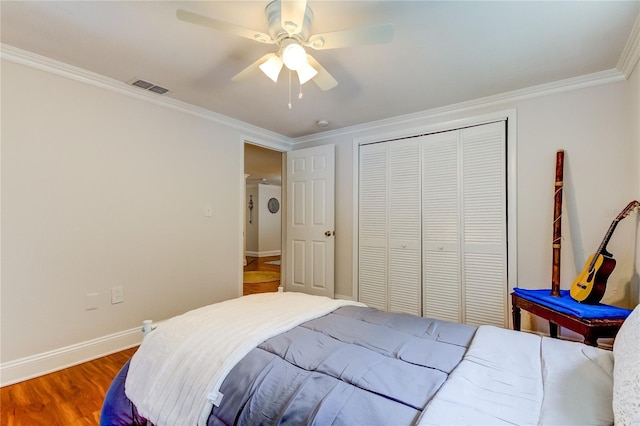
[239,136,291,297]
[351,109,518,326]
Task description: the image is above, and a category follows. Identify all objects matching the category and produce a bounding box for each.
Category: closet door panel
[461,122,507,326]
[422,132,459,243]
[421,131,460,320]
[359,246,387,311]
[389,248,421,314]
[359,144,388,310]
[464,252,505,326]
[358,120,508,325]
[388,140,421,315]
[423,251,461,322]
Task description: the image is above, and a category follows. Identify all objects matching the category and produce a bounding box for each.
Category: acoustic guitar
[570,200,639,304]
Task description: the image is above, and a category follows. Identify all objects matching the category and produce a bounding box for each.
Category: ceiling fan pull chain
[288,70,292,109]
[299,82,304,100]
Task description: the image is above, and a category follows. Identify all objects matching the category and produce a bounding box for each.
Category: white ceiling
[1,1,638,139]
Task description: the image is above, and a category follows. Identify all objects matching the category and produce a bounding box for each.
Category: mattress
[101,292,618,425]
[101,297,476,425]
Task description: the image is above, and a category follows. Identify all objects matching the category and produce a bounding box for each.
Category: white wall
[245,184,281,257]
[0,57,288,382]
[245,186,259,253]
[296,77,639,317]
[2,48,638,382]
[631,62,640,306]
[258,184,281,255]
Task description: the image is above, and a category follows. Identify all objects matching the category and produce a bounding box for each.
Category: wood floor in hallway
[243,255,281,295]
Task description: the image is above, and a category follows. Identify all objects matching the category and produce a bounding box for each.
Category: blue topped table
[511,288,632,347]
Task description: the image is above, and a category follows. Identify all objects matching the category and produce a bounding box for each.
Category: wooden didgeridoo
[551,149,564,297]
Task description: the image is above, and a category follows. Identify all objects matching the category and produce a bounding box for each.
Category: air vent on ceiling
[129,78,170,95]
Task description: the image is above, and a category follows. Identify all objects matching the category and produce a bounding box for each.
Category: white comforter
[418,325,614,425]
[124,292,363,426]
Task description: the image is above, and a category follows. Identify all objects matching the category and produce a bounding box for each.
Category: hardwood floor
[1,257,280,425]
[243,255,281,295]
[1,347,137,426]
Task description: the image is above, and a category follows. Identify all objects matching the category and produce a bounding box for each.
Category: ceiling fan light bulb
[282,43,307,70]
[259,55,283,82]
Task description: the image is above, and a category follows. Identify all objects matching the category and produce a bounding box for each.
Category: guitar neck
[588,201,640,270]
[592,220,619,261]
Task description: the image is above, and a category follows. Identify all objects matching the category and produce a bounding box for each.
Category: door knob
[325,231,332,237]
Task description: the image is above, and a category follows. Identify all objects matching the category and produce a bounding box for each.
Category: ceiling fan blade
[177,9,275,44]
[232,54,278,82]
[306,23,393,50]
[306,55,338,91]
[280,0,307,36]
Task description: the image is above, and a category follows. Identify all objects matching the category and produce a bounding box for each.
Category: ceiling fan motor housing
[265,0,313,43]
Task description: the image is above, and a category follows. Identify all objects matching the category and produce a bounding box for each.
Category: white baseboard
[246,250,281,258]
[0,327,143,387]
[334,293,356,302]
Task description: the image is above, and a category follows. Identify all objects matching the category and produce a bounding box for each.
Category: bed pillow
[612,304,640,426]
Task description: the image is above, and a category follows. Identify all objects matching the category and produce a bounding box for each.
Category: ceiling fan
[176,0,393,92]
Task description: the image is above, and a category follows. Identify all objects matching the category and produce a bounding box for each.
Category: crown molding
[294,9,638,144]
[1,42,631,148]
[617,11,640,78]
[292,68,625,144]
[0,44,294,149]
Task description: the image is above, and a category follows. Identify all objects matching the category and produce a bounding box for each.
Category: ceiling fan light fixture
[282,42,307,71]
[259,55,284,82]
[296,62,318,85]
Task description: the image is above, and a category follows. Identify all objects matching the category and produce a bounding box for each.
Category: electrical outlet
[111,286,124,304]
[85,293,99,310]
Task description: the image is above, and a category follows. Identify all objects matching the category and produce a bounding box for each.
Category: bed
[100,291,639,426]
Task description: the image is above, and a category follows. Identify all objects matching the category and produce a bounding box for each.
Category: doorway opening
[243,143,284,295]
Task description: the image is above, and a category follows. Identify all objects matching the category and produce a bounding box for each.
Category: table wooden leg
[512,304,521,331]
[549,322,558,338]
[583,332,598,347]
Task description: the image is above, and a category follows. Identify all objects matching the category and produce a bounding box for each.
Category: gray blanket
[208,305,476,425]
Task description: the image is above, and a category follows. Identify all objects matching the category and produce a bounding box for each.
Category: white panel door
[461,122,507,327]
[285,145,335,298]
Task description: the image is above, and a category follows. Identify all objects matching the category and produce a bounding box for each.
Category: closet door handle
[325,231,333,237]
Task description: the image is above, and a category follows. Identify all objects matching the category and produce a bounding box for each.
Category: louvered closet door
[388,139,421,315]
[360,121,506,325]
[359,140,421,315]
[461,122,507,327]
[358,143,388,311]
[421,130,461,322]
